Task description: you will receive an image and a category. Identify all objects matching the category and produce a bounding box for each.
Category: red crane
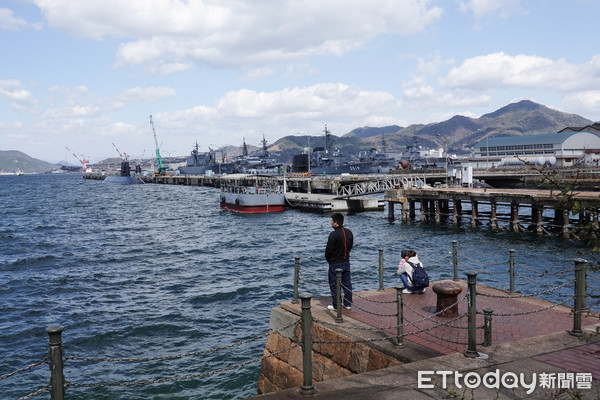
[65,147,90,172]
[112,143,129,161]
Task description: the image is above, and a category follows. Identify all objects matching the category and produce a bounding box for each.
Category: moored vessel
[291,125,372,175]
[178,142,235,175]
[219,174,285,213]
[104,161,145,184]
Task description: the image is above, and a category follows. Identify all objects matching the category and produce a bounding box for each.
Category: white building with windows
[472,131,600,168]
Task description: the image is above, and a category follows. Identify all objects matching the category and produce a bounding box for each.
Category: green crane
[149,115,166,175]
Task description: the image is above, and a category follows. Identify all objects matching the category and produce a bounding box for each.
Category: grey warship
[291,125,372,175]
[178,143,234,175]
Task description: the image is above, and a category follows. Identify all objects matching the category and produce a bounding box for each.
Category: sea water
[1,173,598,399]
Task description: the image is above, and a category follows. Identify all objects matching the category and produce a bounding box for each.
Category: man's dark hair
[332,212,344,226]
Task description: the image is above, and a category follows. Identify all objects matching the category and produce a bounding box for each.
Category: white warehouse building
[472,130,600,168]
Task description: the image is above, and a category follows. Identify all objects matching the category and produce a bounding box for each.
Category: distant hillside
[0,150,58,173]
[269,100,594,159]
[346,125,403,139]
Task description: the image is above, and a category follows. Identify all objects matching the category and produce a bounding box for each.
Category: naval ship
[291,125,372,175]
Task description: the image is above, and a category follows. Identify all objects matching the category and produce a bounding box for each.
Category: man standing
[325,213,353,310]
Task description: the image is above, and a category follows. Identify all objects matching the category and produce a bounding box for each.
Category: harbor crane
[112,142,129,161]
[149,115,166,175]
[65,147,90,172]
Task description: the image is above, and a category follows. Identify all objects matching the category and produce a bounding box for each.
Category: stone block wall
[257,306,401,395]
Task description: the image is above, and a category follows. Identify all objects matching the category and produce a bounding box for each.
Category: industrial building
[472,129,600,168]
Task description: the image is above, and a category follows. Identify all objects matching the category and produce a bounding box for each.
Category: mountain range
[263,100,593,161]
[0,100,595,173]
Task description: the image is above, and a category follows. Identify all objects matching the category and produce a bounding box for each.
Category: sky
[1,0,599,164]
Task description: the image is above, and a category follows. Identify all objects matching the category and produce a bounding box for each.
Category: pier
[385,186,600,237]
[251,253,600,399]
[84,171,600,218]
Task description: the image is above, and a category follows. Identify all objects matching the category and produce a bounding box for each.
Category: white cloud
[441,52,600,92]
[458,0,526,27]
[0,8,41,31]
[0,79,37,111]
[33,0,443,72]
[148,83,403,146]
[562,91,600,119]
[113,86,176,107]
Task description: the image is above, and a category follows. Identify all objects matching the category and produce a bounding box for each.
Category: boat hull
[104,176,145,184]
[219,191,284,213]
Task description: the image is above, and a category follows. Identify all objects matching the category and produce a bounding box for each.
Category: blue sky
[1,0,599,163]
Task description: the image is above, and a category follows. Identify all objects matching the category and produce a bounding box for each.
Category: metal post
[292,256,300,304]
[46,326,65,400]
[508,249,515,293]
[569,259,587,337]
[299,293,317,395]
[395,286,405,348]
[464,272,479,358]
[483,309,493,347]
[452,240,458,281]
[378,248,384,291]
[335,268,343,323]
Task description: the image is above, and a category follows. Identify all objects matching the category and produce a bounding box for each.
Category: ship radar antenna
[323,124,332,154]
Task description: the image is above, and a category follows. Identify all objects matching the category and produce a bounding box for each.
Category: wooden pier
[385,187,600,236]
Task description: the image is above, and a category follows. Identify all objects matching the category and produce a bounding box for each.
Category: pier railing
[293,253,595,393]
[292,243,598,391]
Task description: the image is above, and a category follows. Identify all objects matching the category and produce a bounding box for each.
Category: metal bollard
[569,258,587,337]
[378,248,384,291]
[395,286,405,348]
[292,256,300,304]
[46,326,65,400]
[483,309,493,347]
[508,249,515,293]
[452,240,458,281]
[335,268,343,323]
[464,272,479,358]
[299,293,317,395]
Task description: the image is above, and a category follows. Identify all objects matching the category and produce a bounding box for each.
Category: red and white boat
[219,174,285,213]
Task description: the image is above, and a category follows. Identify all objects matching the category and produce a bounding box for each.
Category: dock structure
[385,187,600,236]
[254,280,600,398]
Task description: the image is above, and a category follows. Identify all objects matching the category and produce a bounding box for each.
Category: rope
[476,279,575,299]
[17,385,50,400]
[515,262,573,277]
[67,320,298,363]
[0,358,47,381]
[460,253,507,267]
[483,295,575,317]
[66,344,299,389]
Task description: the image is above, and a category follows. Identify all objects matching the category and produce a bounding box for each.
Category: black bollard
[483,309,493,347]
[298,293,317,395]
[464,272,479,358]
[452,240,458,281]
[395,286,405,348]
[378,248,384,291]
[46,326,65,400]
[292,256,300,304]
[569,258,587,337]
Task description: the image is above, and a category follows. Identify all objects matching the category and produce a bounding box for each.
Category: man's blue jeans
[328,261,352,308]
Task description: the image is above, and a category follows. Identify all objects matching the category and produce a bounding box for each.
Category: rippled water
[1,173,598,399]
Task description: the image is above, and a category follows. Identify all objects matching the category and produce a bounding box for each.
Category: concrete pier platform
[249,282,600,399]
[284,193,384,212]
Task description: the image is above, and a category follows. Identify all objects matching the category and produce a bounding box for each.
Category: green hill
[0,150,59,174]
